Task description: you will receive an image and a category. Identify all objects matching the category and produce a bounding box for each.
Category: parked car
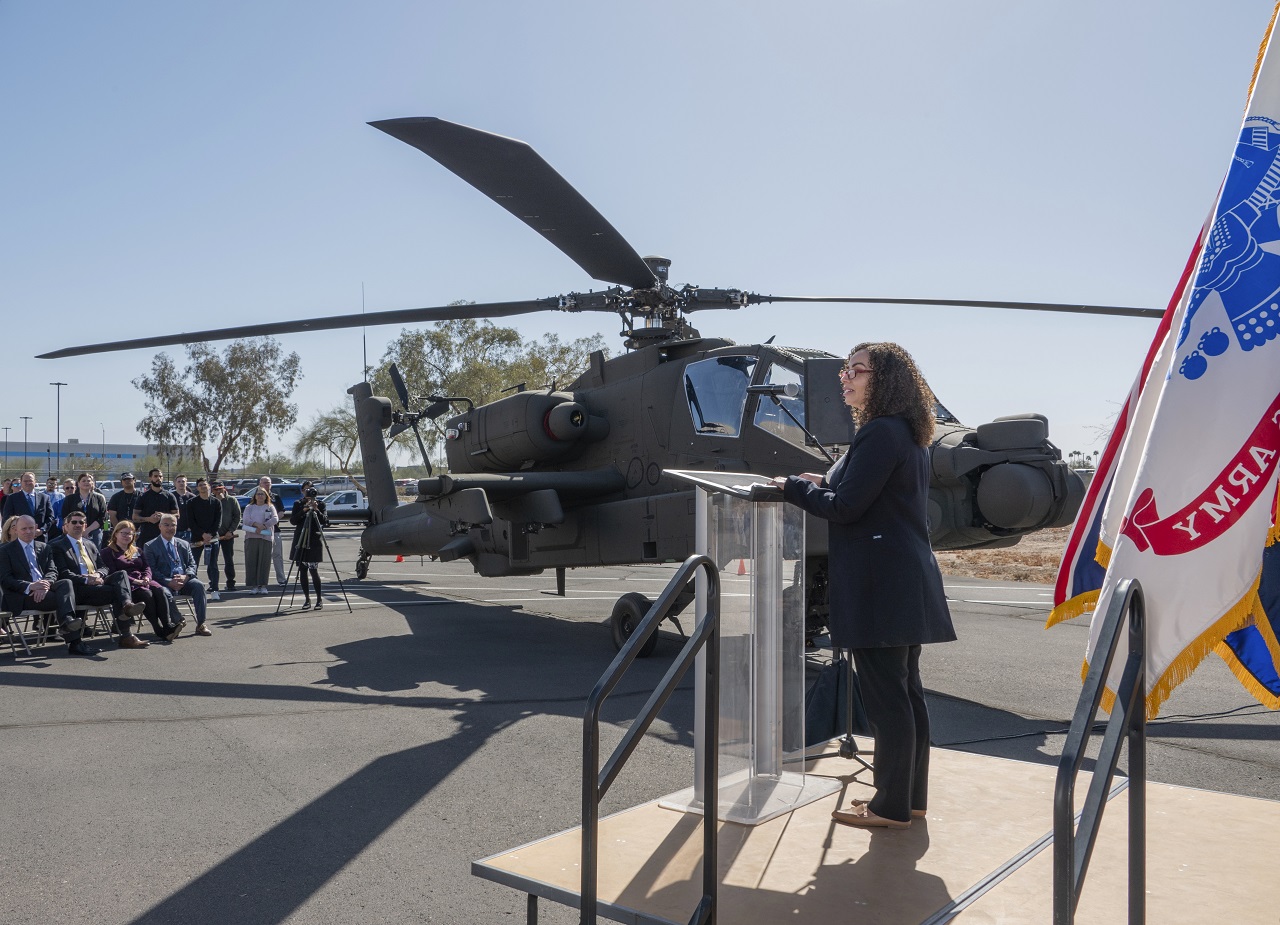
[237,482,305,511]
[322,489,369,521]
[96,479,123,500]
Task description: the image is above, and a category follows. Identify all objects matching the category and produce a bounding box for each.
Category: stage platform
[473,745,1280,924]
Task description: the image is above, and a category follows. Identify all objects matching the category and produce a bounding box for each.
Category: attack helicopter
[41,117,1161,654]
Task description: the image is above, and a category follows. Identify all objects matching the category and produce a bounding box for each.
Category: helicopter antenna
[361,282,368,382]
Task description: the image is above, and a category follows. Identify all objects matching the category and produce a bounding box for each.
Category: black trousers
[71,572,136,635]
[205,538,236,589]
[130,585,174,637]
[10,579,79,640]
[850,644,930,823]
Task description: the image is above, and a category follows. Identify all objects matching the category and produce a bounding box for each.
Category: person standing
[1,472,56,539]
[289,481,329,610]
[257,476,286,586]
[186,477,224,600]
[136,468,178,547]
[68,472,108,550]
[172,475,196,542]
[106,472,141,536]
[773,342,955,830]
[211,481,241,593]
[241,487,278,595]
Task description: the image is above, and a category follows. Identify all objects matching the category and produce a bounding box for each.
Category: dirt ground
[934,526,1070,583]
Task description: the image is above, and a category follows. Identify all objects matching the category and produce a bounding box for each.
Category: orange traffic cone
[737,558,747,576]
[395,555,405,562]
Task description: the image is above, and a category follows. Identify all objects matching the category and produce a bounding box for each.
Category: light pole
[100,423,106,469]
[20,416,32,471]
[2,426,8,477]
[49,381,66,480]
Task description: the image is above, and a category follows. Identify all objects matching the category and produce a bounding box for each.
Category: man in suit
[51,511,150,649]
[0,515,96,656]
[143,513,211,637]
[1,471,56,538]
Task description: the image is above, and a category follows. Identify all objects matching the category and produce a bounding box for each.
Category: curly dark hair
[848,342,936,447]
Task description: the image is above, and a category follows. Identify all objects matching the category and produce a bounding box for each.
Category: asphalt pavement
[0,527,1275,924]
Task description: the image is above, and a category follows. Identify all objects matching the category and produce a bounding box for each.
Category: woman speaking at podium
[773,342,955,830]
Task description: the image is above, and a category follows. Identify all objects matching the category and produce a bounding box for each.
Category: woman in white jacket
[242,487,279,594]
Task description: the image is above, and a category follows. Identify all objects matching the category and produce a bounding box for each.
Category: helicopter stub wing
[371,117,658,291]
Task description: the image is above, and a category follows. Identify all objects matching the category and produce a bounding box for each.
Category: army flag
[1083,9,1280,717]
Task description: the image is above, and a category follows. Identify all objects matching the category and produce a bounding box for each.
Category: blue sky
[2,1,1274,467]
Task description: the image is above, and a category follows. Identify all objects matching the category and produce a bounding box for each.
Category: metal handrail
[582,554,721,925]
[1053,578,1146,924]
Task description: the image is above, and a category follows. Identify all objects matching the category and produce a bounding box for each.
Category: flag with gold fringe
[1047,240,1198,627]
[1079,8,1280,718]
[1215,493,1280,708]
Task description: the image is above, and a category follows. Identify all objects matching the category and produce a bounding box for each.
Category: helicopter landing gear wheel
[355,556,370,581]
[611,592,658,658]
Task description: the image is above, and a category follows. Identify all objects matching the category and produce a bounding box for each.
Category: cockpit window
[752,363,807,447]
[684,356,757,437]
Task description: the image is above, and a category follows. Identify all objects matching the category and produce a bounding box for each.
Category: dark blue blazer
[784,414,954,649]
[0,539,58,614]
[1,491,56,537]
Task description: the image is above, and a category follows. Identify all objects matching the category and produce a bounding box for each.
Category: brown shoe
[195,625,213,637]
[124,602,147,618]
[832,801,911,829]
[118,635,151,649]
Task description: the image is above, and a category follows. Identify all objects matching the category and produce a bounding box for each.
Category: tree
[370,317,608,457]
[134,338,302,478]
[293,405,366,490]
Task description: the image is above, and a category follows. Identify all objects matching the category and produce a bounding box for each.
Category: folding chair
[2,610,34,657]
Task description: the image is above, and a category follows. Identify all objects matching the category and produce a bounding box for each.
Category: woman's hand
[797,472,824,485]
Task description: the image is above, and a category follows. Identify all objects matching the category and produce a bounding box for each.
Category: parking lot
[1,526,1276,924]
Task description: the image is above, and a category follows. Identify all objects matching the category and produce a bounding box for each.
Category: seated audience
[0,515,95,656]
[102,520,185,642]
[143,513,211,637]
[50,511,149,649]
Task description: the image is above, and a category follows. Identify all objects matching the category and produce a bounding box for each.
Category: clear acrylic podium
[660,471,840,825]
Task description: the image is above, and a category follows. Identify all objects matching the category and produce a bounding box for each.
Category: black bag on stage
[804,652,871,747]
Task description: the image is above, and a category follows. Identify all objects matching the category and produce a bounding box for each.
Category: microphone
[745,383,800,398]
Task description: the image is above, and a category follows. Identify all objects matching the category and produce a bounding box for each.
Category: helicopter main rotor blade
[371,117,657,291]
[388,362,411,409]
[739,294,1162,319]
[37,298,561,360]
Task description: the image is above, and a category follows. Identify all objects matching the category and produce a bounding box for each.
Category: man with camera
[289,481,329,610]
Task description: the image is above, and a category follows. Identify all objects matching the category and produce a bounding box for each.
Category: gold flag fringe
[1046,589,1099,628]
[1080,574,1262,720]
[1145,576,1262,719]
[1046,541,1114,628]
[1216,640,1280,710]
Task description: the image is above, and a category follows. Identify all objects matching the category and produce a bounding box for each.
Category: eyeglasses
[840,365,874,380]
[66,520,87,526]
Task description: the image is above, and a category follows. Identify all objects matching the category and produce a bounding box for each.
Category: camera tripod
[275,507,352,615]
